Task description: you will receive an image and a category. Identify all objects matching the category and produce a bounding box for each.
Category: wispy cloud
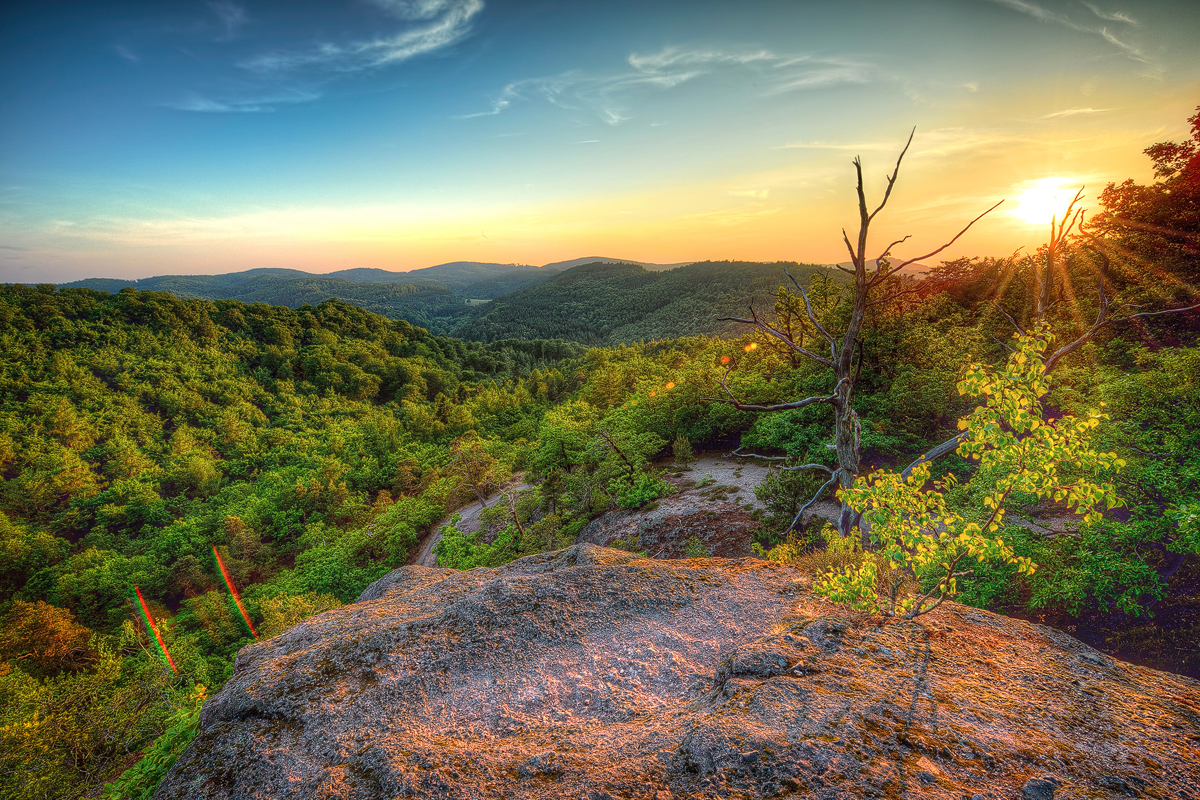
[172,0,482,113]
[115,44,139,63]
[983,0,1150,64]
[781,127,1038,158]
[209,1,248,41]
[1080,2,1139,26]
[1041,106,1114,118]
[241,0,482,74]
[165,88,321,113]
[462,46,875,125]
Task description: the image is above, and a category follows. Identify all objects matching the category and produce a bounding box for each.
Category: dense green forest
[62,259,811,344]
[61,263,553,334]
[4,110,1199,799]
[453,260,837,345]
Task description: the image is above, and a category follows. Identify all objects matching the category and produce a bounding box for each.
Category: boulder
[155,545,1200,799]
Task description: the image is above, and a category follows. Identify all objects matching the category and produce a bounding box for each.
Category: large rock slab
[156,544,1200,799]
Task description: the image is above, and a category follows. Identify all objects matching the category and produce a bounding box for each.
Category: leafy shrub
[816,325,1124,618]
[257,592,343,639]
[671,435,695,467]
[100,684,206,800]
[611,473,676,509]
[682,535,711,558]
[433,516,522,570]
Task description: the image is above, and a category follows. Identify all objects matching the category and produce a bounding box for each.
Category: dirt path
[411,475,531,567]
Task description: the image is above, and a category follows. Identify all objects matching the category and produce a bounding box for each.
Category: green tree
[814,324,1124,618]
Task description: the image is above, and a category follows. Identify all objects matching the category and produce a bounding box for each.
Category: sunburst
[1011,178,1082,225]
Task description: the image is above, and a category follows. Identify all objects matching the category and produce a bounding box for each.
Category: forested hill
[61,261,543,295]
[453,260,838,345]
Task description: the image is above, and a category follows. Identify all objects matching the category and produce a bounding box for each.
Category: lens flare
[212,545,258,638]
[744,342,758,352]
[133,586,177,673]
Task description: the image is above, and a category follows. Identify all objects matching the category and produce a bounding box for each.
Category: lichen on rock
[156,544,1200,800]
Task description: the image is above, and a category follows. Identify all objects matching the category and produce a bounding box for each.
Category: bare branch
[787,473,841,533]
[718,310,836,367]
[841,228,858,266]
[992,300,1026,335]
[874,235,912,278]
[783,268,838,354]
[867,127,915,223]
[1044,296,1200,371]
[991,334,1017,354]
[727,448,838,476]
[704,371,844,413]
[899,432,969,481]
[595,429,636,479]
[870,200,1005,287]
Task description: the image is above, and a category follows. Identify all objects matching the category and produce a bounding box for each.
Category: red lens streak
[213,545,258,638]
[134,586,177,673]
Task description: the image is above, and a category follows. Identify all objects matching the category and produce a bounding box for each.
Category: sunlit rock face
[155,544,1200,800]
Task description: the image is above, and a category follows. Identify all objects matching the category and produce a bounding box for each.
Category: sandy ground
[671,452,841,523]
[410,452,842,567]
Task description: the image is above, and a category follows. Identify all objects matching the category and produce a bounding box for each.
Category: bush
[611,473,676,509]
[671,435,695,467]
[257,592,343,639]
[100,684,206,800]
[682,535,711,558]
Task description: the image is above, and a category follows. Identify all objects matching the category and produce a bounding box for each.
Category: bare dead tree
[705,130,1000,538]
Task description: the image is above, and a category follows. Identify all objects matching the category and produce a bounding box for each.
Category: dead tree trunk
[708,130,999,538]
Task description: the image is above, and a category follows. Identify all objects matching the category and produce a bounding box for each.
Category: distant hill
[55,257,814,341]
[452,260,839,345]
[62,270,466,332]
[325,262,546,292]
[538,256,692,272]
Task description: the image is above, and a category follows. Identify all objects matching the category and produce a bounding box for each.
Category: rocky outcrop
[156,545,1200,800]
[578,493,763,559]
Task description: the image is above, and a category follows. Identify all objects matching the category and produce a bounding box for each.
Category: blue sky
[2,0,1197,281]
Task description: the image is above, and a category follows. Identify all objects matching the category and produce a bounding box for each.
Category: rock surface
[156,545,1200,800]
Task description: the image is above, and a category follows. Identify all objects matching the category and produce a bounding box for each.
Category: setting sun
[1011,178,1084,226]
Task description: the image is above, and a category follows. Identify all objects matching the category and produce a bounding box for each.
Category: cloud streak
[462,46,875,124]
[241,0,482,74]
[1080,2,1139,26]
[1041,107,1114,118]
[172,0,483,113]
[983,0,1150,64]
[165,88,321,114]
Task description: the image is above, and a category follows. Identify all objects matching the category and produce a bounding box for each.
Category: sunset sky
[2,0,1198,282]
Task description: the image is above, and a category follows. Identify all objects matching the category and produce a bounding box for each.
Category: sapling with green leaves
[814,323,1125,618]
